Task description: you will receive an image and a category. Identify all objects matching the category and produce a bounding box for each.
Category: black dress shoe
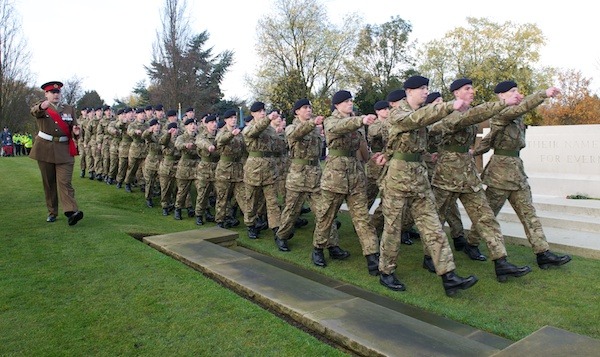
[174,208,182,220]
[146,199,154,208]
[464,244,487,261]
[453,236,467,251]
[442,271,478,296]
[365,253,380,276]
[494,257,532,282]
[46,214,57,223]
[312,248,327,267]
[328,246,350,260]
[67,211,84,226]
[380,273,406,291]
[274,236,290,252]
[400,232,413,245]
[423,255,436,273]
[162,208,169,216]
[537,251,572,269]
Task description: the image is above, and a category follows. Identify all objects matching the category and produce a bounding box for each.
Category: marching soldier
[158,110,181,215]
[116,107,134,188]
[124,108,149,192]
[173,118,199,220]
[194,114,219,225]
[142,119,162,207]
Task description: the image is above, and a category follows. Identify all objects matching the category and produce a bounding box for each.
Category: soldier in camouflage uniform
[377,76,477,296]
[92,107,104,181]
[142,119,162,207]
[194,115,219,225]
[106,108,124,185]
[124,108,149,193]
[311,91,379,273]
[116,107,134,188]
[77,108,88,178]
[242,102,282,239]
[158,111,181,216]
[274,99,340,252]
[423,92,467,251]
[470,81,571,269]
[173,118,199,220]
[84,108,99,180]
[99,106,113,182]
[428,78,531,282]
[214,109,247,228]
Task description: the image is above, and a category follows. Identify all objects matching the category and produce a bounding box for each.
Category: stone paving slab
[492,326,600,357]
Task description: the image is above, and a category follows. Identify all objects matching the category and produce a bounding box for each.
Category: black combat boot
[225,216,240,228]
[125,183,132,193]
[205,210,215,222]
[294,217,308,228]
[116,181,122,189]
[442,271,478,296]
[464,244,487,261]
[146,199,154,208]
[162,208,169,216]
[187,207,195,218]
[494,257,532,282]
[422,255,436,273]
[216,222,225,228]
[174,208,182,220]
[89,171,95,180]
[312,248,327,267]
[407,228,420,240]
[380,273,406,291]
[365,253,380,276]
[247,225,258,239]
[80,170,85,178]
[255,216,268,231]
[274,235,290,252]
[195,215,204,226]
[536,251,572,269]
[400,231,413,245]
[328,246,350,260]
[452,236,467,251]
[300,206,311,214]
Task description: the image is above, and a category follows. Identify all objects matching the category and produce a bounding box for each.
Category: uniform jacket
[215,126,246,183]
[29,101,78,164]
[285,118,322,192]
[242,118,277,186]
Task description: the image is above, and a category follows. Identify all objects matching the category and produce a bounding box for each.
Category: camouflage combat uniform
[142,127,162,202]
[125,120,149,186]
[214,126,247,225]
[174,130,198,212]
[194,127,219,220]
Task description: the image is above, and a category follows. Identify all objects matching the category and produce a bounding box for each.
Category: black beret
[205,114,217,123]
[217,120,226,129]
[154,104,164,111]
[332,90,352,105]
[166,109,177,117]
[102,105,111,111]
[293,98,311,112]
[95,107,103,111]
[184,118,196,126]
[41,81,63,91]
[148,119,159,126]
[386,89,406,102]
[450,78,473,92]
[222,109,237,119]
[425,92,442,104]
[185,107,194,113]
[244,115,253,123]
[250,101,265,112]
[116,108,124,115]
[144,105,153,111]
[135,108,145,114]
[494,80,517,94]
[403,75,429,89]
[123,107,133,113]
[167,122,178,130]
[374,100,390,111]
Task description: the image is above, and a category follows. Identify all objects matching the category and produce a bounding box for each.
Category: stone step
[495,208,600,233]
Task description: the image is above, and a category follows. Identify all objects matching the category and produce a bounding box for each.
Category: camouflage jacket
[117,121,132,158]
[476,91,548,190]
[195,129,219,182]
[381,99,456,195]
[142,129,162,171]
[366,117,389,181]
[321,110,366,194]
[285,118,322,192]
[429,101,507,193]
[242,117,277,186]
[215,126,246,183]
[158,130,180,177]
[127,120,149,159]
[175,131,198,180]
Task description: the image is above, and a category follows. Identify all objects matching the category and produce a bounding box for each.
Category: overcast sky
[16,0,600,106]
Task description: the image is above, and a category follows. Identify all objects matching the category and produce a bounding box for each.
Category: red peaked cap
[41,81,63,91]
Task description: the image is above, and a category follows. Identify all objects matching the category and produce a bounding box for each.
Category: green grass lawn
[1,156,599,355]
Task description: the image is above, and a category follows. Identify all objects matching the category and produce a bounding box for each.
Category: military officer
[30,81,84,225]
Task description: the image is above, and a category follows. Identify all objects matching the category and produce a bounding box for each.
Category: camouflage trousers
[445,200,465,239]
[366,177,384,236]
[116,156,129,183]
[313,189,378,255]
[102,146,111,177]
[433,187,507,260]
[469,184,549,254]
[194,179,214,216]
[125,157,144,185]
[175,178,195,210]
[86,142,96,172]
[108,153,119,179]
[379,188,455,276]
[93,145,103,175]
[159,174,177,209]
[215,180,247,224]
[79,145,87,171]
[144,167,159,201]
[277,190,339,246]
[245,183,281,229]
